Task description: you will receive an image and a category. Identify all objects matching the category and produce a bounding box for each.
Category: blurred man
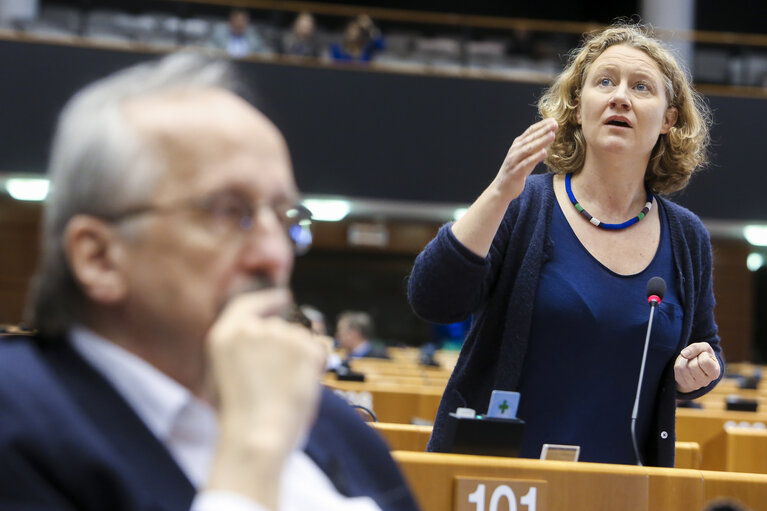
[212,8,269,58]
[0,54,417,511]
[336,311,390,360]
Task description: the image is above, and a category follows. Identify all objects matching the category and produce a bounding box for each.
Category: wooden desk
[348,357,452,377]
[372,422,701,469]
[324,380,442,424]
[724,428,767,474]
[677,408,767,471]
[393,451,767,511]
[675,442,703,470]
[371,422,432,451]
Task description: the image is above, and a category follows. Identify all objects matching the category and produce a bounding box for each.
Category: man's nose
[239,207,293,281]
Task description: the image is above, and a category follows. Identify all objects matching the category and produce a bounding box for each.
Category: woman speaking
[408,24,723,467]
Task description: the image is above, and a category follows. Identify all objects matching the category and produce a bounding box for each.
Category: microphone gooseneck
[631,276,667,466]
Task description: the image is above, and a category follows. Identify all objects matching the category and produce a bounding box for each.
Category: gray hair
[338,311,374,340]
[28,52,238,337]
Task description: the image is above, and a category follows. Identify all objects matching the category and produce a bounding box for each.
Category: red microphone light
[647,294,662,305]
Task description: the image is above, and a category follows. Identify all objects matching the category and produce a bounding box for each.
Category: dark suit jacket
[0,335,419,511]
[349,342,390,360]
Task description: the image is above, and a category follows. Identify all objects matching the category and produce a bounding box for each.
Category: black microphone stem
[631,301,658,467]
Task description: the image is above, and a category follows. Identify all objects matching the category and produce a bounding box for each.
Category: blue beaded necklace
[565,173,654,231]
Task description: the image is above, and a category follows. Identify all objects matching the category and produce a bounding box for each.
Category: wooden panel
[325,380,442,424]
[648,470,704,511]
[0,197,41,324]
[702,472,767,511]
[711,239,753,362]
[675,442,702,470]
[392,451,711,511]
[726,428,767,474]
[676,408,767,471]
[371,422,431,451]
[372,421,701,471]
[393,450,767,511]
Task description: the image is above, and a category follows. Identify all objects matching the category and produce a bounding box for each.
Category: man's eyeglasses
[101,191,314,254]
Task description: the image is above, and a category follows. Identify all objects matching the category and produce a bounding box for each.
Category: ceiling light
[744,225,767,247]
[301,199,350,222]
[747,253,764,272]
[5,178,50,201]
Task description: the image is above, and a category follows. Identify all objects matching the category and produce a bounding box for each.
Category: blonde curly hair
[538,24,711,195]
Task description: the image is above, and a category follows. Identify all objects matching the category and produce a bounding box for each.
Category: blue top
[517,199,681,463]
[408,173,723,467]
[330,36,386,62]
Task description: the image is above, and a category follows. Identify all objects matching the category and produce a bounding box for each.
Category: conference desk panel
[677,408,767,471]
[371,422,432,452]
[324,380,443,424]
[701,471,767,510]
[392,451,715,511]
[724,428,767,474]
[372,422,702,470]
[329,384,767,471]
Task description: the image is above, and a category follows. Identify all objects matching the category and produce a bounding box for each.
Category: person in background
[283,11,320,58]
[300,304,328,336]
[336,311,390,360]
[0,52,419,511]
[211,8,269,58]
[703,500,751,511]
[408,23,722,467]
[297,304,348,372]
[330,15,385,63]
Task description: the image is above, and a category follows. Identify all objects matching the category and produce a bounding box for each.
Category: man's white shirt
[70,326,381,511]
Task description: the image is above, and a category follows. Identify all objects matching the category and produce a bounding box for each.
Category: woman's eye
[636,83,648,91]
[600,78,612,87]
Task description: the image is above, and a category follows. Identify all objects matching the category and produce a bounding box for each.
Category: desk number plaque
[455,477,547,511]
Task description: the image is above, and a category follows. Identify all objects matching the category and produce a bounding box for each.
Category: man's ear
[63,215,129,305]
[661,106,678,134]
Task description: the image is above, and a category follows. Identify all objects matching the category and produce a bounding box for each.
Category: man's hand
[675,342,721,394]
[205,289,328,510]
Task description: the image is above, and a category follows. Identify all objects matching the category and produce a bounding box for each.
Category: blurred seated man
[336,311,390,360]
[212,8,269,58]
[0,53,418,511]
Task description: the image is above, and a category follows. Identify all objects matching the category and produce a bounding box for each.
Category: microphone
[646,276,666,307]
[631,276,666,466]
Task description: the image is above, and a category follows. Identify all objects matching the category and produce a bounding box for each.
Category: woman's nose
[609,85,631,110]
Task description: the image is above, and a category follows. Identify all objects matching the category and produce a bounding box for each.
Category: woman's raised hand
[492,117,558,202]
[450,118,558,258]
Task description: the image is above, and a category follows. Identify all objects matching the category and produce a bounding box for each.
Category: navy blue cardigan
[408,172,723,467]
